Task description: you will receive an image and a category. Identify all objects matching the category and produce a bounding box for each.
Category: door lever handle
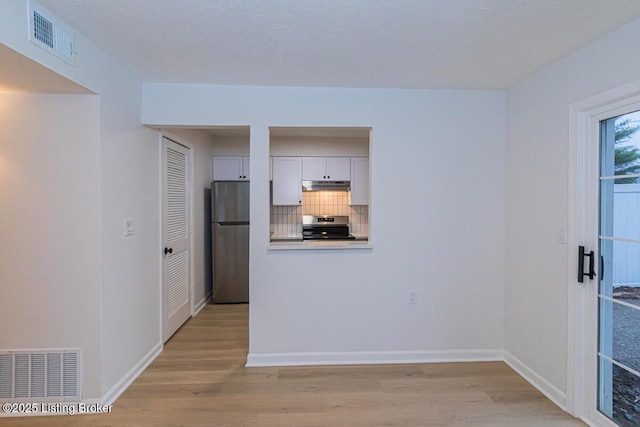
[578,245,596,283]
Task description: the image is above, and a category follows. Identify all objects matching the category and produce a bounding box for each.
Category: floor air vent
[0,350,81,401]
[28,1,75,65]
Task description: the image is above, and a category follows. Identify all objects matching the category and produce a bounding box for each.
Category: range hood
[301,180,351,192]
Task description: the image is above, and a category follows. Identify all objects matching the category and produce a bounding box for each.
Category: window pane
[601,239,640,306]
[601,112,640,179]
[600,179,640,241]
[611,240,640,307]
[599,357,640,427]
[600,298,640,373]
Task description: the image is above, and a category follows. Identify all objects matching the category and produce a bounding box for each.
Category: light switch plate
[124,218,135,236]
[557,226,568,244]
[408,291,417,304]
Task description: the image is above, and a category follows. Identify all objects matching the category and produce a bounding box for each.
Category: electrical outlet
[124,218,135,236]
[408,291,417,304]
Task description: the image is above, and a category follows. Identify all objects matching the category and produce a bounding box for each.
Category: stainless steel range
[302,215,355,240]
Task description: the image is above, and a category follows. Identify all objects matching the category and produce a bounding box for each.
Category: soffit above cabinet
[269,127,370,139]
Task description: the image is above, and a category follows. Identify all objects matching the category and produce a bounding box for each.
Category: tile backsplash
[270,205,302,235]
[270,191,369,236]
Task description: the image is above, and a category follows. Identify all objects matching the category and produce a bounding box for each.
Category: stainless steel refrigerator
[211,181,249,303]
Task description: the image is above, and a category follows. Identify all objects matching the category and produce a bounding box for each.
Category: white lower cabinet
[271,157,302,206]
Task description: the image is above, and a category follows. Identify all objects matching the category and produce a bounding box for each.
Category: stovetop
[302,215,354,240]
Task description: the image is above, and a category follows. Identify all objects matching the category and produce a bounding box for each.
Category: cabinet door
[302,157,326,180]
[242,157,250,180]
[272,157,302,206]
[350,157,369,205]
[212,156,244,181]
[326,157,351,180]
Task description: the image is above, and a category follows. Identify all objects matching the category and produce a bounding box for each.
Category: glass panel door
[599,110,640,426]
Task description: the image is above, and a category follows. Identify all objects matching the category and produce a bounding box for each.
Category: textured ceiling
[36,0,640,90]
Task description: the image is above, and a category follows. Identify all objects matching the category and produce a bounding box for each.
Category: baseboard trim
[246,349,503,367]
[193,293,212,317]
[101,341,163,406]
[503,351,567,411]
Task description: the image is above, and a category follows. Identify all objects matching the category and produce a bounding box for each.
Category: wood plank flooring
[2,304,586,426]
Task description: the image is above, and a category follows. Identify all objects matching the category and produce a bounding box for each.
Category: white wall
[143,84,507,364]
[1,0,161,401]
[506,16,640,400]
[0,93,102,398]
[98,64,160,400]
[211,133,250,156]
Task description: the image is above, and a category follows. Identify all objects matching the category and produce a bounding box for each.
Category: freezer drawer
[213,223,249,303]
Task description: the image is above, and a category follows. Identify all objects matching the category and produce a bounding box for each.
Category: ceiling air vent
[28,1,75,65]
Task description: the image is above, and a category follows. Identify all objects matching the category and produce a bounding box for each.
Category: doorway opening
[570,85,640,427]
[597,110,640,427]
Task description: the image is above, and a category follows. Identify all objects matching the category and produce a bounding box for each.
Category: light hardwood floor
[3,304,586,426]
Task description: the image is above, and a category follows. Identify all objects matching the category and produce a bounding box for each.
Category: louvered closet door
[162,137,192,342]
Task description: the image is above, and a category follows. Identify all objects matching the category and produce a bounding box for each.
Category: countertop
[269,232,370,250]
[270,231,302,241]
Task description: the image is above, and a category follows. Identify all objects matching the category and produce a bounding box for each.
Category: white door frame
[159,134,195,342]
[568,79,640,426]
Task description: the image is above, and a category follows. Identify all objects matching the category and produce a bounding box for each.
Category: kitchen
[268,126,370,247]
[209,126,371,303]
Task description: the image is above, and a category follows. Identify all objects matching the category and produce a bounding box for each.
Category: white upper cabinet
[302,157,350,181]
[212,156,249,181]
[301,157,326,180]
[349,157,369,205]
[326,157,351,180]
[272,157,302,206]
[243,157,250,180]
